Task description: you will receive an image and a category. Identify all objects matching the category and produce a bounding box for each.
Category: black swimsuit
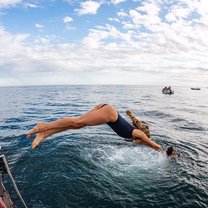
[100,104,135,138]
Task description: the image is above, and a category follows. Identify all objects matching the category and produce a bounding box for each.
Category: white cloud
[35,24,43,29]
[63,16,75,30]
[165,13,177,22]
[0,0,208,86]
[63,16,73,23]
[169,5,192,20]
[136,2,160,16]
[75,1,101,15]
[35,23,43,32]
[24,3,38,8]
[111,0,126,5]
[128,2,161,29]
[0,0,22,8]
[117,11,128,18]
[82,24,133,48]
[122,23,135,30]
[194,0,208,21]
[108,17,119,22]
[34,37,50,44]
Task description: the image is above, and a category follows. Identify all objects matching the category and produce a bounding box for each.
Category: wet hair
[126,109,151,138]
[166,146,174,156]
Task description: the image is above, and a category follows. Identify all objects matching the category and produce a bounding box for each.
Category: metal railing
[0,154,27,208]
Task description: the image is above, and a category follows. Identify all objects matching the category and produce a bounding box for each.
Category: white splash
[81,144,166,176]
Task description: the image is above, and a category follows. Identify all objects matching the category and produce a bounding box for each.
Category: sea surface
[0,85,207,208]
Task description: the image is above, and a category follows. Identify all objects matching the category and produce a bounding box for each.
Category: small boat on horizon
[191,87,201,90]
[162,86,174,95]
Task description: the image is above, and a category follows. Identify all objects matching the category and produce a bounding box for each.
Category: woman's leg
[27,104,118,138]
[27,105,98,138]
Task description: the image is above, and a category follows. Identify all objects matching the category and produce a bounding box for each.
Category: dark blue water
[0,85,208,208]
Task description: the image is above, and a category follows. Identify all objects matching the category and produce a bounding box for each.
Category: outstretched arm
[132,129,162,151]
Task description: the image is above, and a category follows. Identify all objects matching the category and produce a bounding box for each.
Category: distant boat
[162,86,174,95]
[191,88,201,90]
[0,154,27,208]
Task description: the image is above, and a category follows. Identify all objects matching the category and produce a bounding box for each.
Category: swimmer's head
[166,146,180,157]
[166,146,174,156]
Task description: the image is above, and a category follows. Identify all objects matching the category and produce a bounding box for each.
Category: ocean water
[0,85,207,208]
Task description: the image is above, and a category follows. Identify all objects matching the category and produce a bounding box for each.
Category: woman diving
[27,104,162,152]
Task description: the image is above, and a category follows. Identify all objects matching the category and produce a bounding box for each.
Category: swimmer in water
[27,104,162,151]
[166,146,180,158]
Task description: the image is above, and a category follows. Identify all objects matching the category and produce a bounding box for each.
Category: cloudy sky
[0,0,207,86]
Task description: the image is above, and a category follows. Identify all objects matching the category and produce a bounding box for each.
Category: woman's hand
[152,142,162,151]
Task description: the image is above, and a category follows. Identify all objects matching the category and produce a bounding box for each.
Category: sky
[0,0,208,86]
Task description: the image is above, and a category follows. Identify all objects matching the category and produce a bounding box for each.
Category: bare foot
[32,132,46,149]
[27,122,46,139]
